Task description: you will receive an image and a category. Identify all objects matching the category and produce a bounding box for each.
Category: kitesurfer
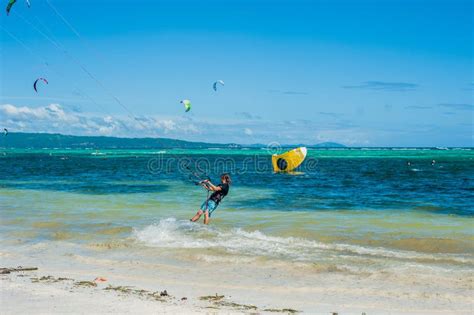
[190,173,231,225]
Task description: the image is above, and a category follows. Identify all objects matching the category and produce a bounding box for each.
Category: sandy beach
[1,238,472,315]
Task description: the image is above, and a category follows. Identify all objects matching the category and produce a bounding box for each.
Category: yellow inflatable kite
[272,147,307,172]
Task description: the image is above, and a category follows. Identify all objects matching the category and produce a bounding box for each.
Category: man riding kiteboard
[190,173,231,225]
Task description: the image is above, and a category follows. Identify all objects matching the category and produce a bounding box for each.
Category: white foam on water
[133,218,473,265]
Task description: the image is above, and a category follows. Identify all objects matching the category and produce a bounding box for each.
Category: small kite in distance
[6,0,30,16]
[6,0,17,15]
[33,78,48,93]
[3,128,8,136]
[213,80,225,91]
[180,99,191,112]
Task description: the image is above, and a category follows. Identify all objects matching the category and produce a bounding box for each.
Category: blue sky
[1,0,472,146]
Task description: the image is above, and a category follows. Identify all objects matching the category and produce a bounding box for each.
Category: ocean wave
[133,218,472,265]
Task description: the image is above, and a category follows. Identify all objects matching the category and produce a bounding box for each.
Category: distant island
[0,132,346,149]
[309,142,346,148]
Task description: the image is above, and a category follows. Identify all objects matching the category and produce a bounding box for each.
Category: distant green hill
[245,142,346,149]
[0,133,233,149]
[0,132,345,149]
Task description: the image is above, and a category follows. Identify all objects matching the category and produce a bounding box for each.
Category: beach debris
[180,99,191,112]
[104,285,171,302]
[149,291,169,301]
[39,276,55,281]
[1,266,38,274]
[331,312,338,315]
[160,290,168,297]
[263,308,300,313]
[181,297,187,301]
[104,285,133,293]
[33,78,49,93]
[200,294,258,312]
[31,276,52,283]
[30,275,72,283]
[74,280,97,287]
[199,293,225,301]
[213,80,225,91]
[94,277,107,282]
[215,300,257,311]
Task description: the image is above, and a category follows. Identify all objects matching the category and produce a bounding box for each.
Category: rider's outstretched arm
[201,180,221,192]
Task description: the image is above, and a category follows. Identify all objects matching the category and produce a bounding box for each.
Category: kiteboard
[271,147,307,172]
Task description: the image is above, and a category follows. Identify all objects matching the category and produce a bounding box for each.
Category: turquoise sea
[1,148,473,291]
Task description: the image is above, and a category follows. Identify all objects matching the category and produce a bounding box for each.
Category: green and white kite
[180,99,191,112]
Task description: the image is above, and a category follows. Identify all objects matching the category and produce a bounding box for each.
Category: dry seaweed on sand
[1,266,38,274]
[74,280,97,287]
[104,285,134,293]
[263,308,300,313]
[200,294,258,311]
[199,293,225,301]
[104,285,171,302]
[30,275,73,283]
[147,291,169,301]
[215,300,258,310]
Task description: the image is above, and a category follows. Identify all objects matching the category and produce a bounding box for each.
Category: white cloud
[155,119,176,132]
[244,128,253,136]
[1,103,81,124]
[103,116,114,123]
[0,103,376,145]
[0,103,202,138]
